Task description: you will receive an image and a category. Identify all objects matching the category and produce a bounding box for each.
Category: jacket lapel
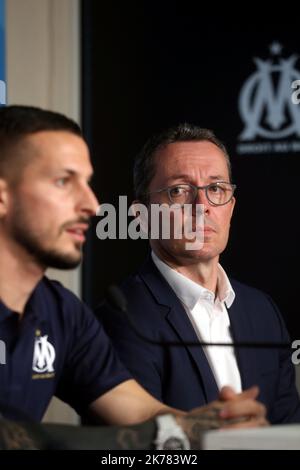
[227,288,259,390]
[139,257,219,403]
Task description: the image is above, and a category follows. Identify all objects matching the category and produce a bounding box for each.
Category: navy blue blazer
[97,257,300,424]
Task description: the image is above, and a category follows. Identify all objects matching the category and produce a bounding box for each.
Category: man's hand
[217,385,268,428]
[176,386,268,448]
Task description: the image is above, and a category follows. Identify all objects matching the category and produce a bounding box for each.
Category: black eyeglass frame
[147,181,237,207]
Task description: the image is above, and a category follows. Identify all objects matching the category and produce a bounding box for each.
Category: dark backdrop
[81,1,300,337]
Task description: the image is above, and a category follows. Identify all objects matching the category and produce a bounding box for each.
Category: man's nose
[194,187,209,211]
[79,184,100,217]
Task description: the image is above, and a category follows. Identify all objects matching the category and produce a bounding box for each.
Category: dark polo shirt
[0,277,131,422]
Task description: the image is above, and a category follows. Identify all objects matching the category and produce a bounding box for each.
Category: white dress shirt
[151,251,242,393]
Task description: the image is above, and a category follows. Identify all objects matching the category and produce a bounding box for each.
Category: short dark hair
[134,123,232,203]
[0,105,82,179]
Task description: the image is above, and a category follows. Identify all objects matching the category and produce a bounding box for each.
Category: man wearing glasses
[98,123,300,424]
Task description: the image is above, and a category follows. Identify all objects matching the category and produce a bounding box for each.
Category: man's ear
[130,198,150,236]
[0,178,9,217]
[130,199,143,219]
[229,196,236,218]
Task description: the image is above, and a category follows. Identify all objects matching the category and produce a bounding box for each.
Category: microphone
[106,285,292,349]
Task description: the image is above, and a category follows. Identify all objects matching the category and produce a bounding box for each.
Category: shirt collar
[151,251,235,310]
[0,278,48,324]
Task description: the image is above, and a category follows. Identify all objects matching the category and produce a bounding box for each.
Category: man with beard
[97,123,300,425]
[0,107,267,449]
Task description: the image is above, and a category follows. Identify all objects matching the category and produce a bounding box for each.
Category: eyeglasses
[148,182,236,206]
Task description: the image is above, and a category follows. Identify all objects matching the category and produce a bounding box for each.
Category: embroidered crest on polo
[32,330,56,377]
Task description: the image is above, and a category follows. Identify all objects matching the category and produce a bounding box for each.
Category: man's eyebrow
[165,174,228,183]
[58,168,77,175]
[59,168,94,181]
[209,175,227,181]
[165,174,193,183]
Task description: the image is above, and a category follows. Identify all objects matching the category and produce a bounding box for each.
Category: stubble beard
[9,208,83,270]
